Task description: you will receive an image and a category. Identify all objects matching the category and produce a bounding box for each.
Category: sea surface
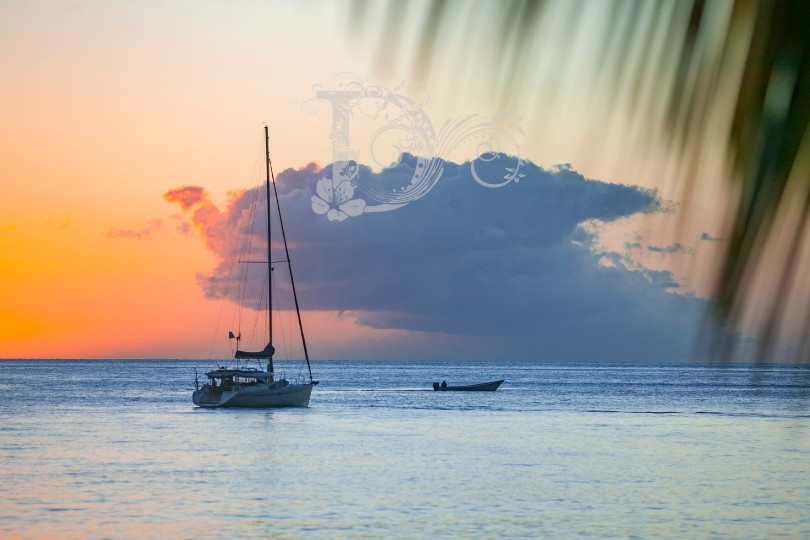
[1,360,809,539]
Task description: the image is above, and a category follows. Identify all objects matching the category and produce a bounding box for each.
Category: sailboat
[192,126,318,408]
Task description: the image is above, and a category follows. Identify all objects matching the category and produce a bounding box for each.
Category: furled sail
[235,343,275,359]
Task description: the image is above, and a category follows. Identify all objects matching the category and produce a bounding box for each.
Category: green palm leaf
[348,0,810,361]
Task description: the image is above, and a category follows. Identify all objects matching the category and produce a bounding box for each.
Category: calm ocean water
[1,360,809,539]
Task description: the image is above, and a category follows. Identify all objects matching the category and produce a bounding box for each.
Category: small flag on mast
[228,331,236,339]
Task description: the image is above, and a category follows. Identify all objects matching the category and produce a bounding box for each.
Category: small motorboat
[432,379,504,391]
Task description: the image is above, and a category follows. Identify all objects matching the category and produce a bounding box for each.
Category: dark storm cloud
[170,155,707,361]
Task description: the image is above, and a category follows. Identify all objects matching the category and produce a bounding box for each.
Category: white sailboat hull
[191,128,318,409]
[193,381,315,408]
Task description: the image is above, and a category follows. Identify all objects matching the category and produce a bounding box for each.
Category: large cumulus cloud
[167,155,707,362]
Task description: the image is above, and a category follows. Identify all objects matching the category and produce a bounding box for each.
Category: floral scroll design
[304,73,524,221]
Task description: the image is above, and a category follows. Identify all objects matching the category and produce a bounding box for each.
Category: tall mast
[266,127,314,383]
[264,125,274,376]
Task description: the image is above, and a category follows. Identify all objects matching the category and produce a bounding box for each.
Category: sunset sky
[1,1,785,361]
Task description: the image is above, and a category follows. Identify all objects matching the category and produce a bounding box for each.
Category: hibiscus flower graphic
[311,177,366,222]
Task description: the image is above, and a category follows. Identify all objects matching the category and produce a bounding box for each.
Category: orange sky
[0,2,358,358]
[3,1,792,360]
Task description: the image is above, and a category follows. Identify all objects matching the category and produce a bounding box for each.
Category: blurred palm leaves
[348,0,810,361]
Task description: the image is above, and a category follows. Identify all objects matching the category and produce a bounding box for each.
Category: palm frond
[348,0,810,362]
